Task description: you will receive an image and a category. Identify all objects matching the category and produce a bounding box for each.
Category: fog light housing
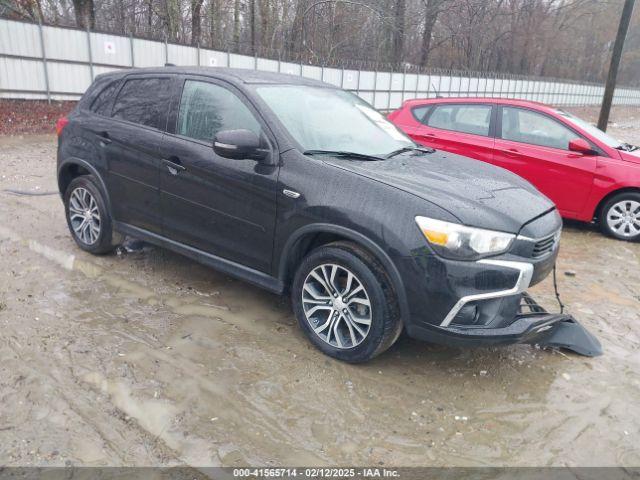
[451,304,480,326]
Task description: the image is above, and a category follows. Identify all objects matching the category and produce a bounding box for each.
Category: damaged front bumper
[406,293,603,357]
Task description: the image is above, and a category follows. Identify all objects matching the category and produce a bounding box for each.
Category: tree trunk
[146,0,151,26]
[249,0,256,54]
[391,0,406,63]
[233,0,241,49]
[191,0,204,45]
[166,0,180,42]
[72,0,95,29]
[420,6,438,66]
[209,0,219,48]
[259,0,270,51]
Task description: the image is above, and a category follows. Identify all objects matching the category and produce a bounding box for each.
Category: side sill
[114,221,285,295]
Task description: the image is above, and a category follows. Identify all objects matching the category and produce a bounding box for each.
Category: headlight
[415,216,515,260]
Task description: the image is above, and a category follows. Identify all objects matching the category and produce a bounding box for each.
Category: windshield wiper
[303,150,384,161]
[617,143,639,152]
[385,146,435,159]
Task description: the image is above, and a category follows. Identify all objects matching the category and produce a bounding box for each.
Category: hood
[323,151,555,233]
[618,149,640,165]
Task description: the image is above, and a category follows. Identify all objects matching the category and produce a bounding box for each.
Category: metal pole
[37,20,50,104]
[401,66,406,104]
[197,43,201,66]
[86,26,94,81]
[130,33,135,67]
[164,37,169,65]
[372,70,377,109]
[599,0,636,130]
[387,68,393,111]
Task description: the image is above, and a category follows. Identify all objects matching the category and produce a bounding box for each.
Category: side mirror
[568,138,596,155]
[213,129,268,161]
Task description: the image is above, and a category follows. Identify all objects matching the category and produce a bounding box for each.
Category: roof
[95,66,331,88]
[400,96,556,112]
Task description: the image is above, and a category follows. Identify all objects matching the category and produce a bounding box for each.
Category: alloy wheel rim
[606,200,640,237]
[301,263,372,349]
[69,187,101,245]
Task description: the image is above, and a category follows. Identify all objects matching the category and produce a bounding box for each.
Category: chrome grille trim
[518,229,561,258]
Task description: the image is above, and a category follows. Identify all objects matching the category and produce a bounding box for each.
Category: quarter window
[112,77,173,130]
[427,104,492,136]
[90,80,120,116]
[501,107,577,150]
[411,105,431,123]
[177,80,261,142]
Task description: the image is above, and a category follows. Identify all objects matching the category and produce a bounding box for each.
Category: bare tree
[6,0,639,86]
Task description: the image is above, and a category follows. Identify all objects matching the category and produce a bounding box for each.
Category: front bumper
[398,211,602,356]
[405,294,602,357]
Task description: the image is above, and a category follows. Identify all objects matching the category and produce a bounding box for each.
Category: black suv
[57,67,591,362]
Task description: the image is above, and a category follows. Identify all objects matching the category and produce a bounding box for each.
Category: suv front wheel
[291,242,402,362]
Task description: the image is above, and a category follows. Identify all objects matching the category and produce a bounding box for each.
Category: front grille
[532,233,558,258]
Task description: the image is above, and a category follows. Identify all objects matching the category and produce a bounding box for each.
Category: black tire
[599,191,640,241]
[64,175,117,254]
[291,241,402,363]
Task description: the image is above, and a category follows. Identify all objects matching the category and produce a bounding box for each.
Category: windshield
[256,85,414,156]
[556,110,622,149]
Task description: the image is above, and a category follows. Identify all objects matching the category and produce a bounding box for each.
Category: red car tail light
[56,116,69,136]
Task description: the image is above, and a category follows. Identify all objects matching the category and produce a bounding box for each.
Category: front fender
[278,222,412,327]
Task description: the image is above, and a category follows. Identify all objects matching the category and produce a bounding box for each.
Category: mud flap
[529,317,603,357]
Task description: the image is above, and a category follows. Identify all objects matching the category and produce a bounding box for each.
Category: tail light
[56,116,69,136]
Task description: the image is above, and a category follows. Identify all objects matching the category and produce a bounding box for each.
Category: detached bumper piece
[519,294,603,357]
[412,294,603,357]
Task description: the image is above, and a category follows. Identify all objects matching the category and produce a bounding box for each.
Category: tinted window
[112,77,173,130]
[177,80,261,142]
[501,107,577,150]
[427,104,492,136]
[90,80,120,116]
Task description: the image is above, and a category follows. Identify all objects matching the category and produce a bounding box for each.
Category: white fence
[2,17,640,109]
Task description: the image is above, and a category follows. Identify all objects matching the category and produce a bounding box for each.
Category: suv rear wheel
[64,175,117,254]
[291,242,402,362]
[600,192,640,241]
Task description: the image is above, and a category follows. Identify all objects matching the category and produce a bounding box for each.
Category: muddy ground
[0,109,639,468]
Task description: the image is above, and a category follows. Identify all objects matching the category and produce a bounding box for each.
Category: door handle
[98,131,111,145]
[163,158,186,175]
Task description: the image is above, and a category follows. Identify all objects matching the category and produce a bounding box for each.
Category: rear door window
[176,80,261,142]
[112,77,173,130]
[427,104,492,136]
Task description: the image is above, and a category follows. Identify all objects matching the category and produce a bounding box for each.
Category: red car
[388,98,640,241]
